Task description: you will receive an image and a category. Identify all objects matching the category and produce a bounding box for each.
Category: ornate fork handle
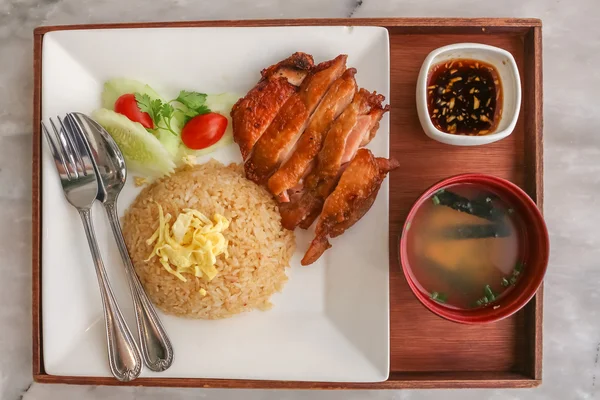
[105,203,174,372]
[79,208,142,382]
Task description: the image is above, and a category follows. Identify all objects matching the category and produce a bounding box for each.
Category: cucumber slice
[101,78,162,110]
[156,124,181,158]
[205,92,240,115]
[92,108,175,176]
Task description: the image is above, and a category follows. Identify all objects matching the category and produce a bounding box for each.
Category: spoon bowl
[67,113,126,203]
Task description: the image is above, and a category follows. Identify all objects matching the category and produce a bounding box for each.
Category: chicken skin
[301,149,399,265]
[244,55,347,184]
[279,88,389,230]
[231,52,314,160]
[267,68,358,201]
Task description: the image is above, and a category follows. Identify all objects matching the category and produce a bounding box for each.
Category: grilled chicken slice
[279,88,389,230]
[313,89,388,189]
[245,55,347,184]
[231,52,314,160]
[267,68,358,200]
[301,149,399,265]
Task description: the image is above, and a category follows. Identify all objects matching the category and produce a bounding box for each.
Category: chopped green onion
[484,285,496,301]
[432,195,441,205]
[501,278,510,287]
[515,262,524,273]
[509,276,518,285]
[430,291,447,303]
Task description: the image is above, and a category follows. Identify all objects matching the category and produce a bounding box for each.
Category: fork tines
[42,115,89,181]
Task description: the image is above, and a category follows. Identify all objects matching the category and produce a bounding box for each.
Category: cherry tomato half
[181,113,228,150]
[114,93,154,129]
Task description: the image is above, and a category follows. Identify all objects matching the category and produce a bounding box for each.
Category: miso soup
[405,183,524,309]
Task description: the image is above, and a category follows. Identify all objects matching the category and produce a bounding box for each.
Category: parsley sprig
[135,90,211,136]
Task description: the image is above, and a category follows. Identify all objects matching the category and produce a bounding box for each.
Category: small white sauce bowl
[416,43,521,146]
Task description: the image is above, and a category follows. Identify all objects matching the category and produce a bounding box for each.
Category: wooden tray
[32,18,543,389]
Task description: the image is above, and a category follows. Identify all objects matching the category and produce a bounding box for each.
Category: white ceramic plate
[41,26,390,382]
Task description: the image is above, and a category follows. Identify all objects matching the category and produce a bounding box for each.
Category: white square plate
[41,26,390,382]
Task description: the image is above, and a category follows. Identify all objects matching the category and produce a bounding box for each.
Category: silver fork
[42,117,143,382]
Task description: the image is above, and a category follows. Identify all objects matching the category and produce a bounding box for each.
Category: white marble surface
[1,0,598,399]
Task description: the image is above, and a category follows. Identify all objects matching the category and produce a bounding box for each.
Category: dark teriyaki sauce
[427,58,503,136]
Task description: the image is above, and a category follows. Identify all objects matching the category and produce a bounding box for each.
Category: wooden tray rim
[32,17,543,389]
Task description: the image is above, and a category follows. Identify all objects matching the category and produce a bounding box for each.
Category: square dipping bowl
[416,43,521,146]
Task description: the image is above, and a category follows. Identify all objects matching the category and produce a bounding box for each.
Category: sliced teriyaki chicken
[279,88,390,230]
[301,149,399,265]
[244,55,348,184]
[231,52,314,160]
[267,68,358,201]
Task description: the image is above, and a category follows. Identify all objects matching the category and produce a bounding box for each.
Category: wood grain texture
[522,25,544,380]
[33,372,540,389]
[33,17,541,35]
[32,31,43,377]
[31,18,543,389]
[388,32,529,375]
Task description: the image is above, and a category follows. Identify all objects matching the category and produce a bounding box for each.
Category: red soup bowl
[399,174,549,324]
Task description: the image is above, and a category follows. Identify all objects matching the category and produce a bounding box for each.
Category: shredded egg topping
[145,202,230,282]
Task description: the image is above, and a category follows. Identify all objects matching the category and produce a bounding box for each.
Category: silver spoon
[66,112,174,372]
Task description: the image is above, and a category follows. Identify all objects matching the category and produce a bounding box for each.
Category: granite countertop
[1,0,598,399]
